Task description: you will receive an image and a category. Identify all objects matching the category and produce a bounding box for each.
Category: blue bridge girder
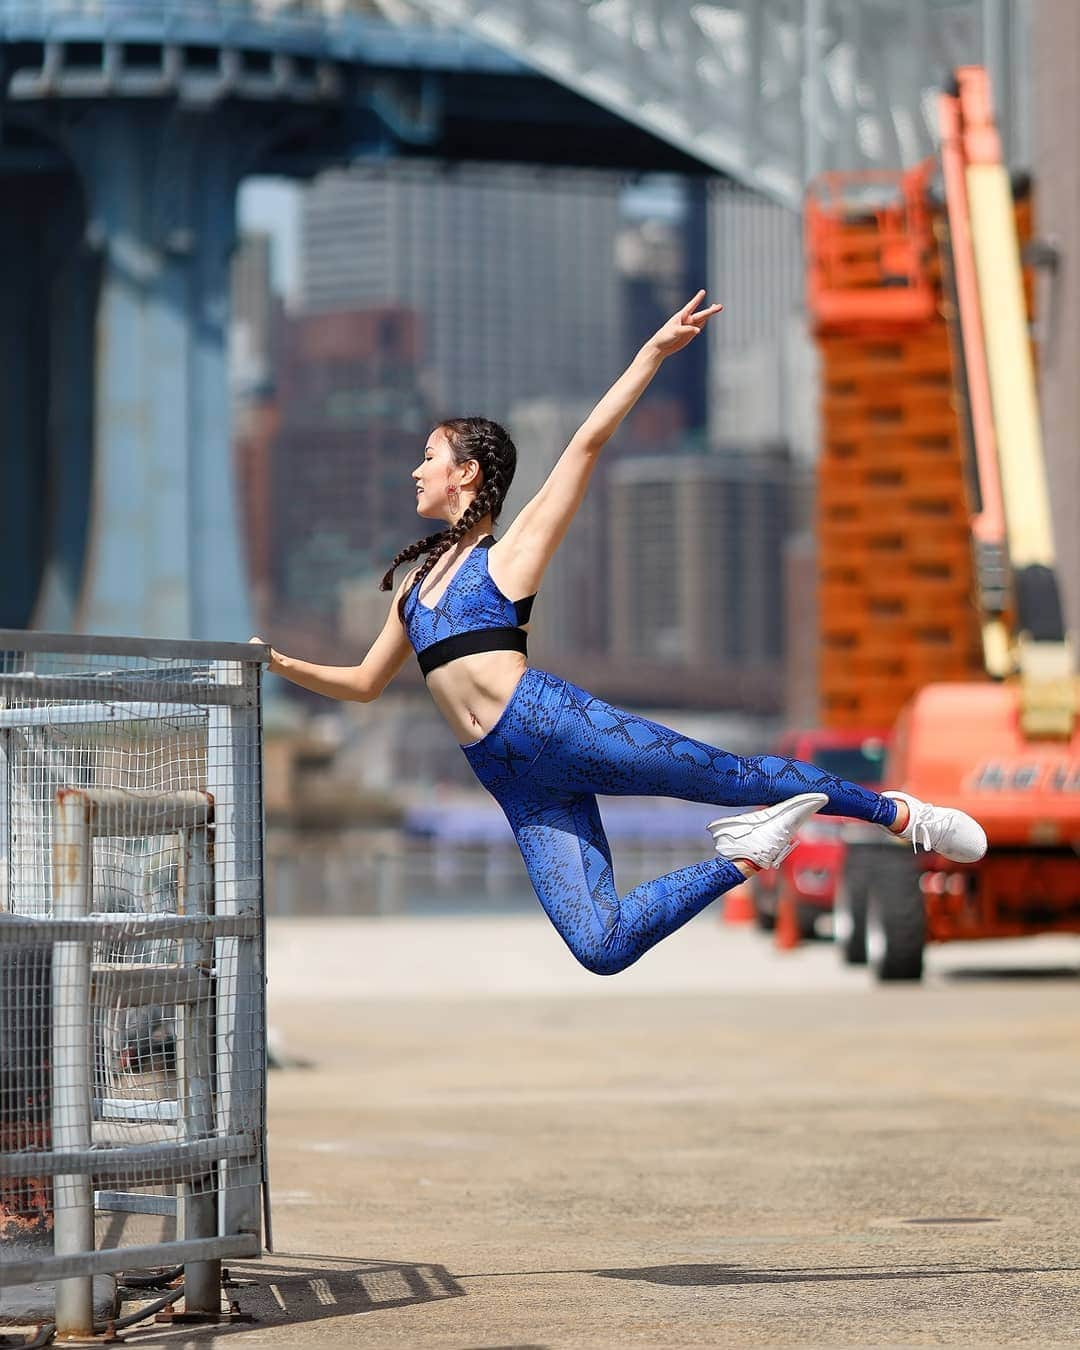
[0,1,717,175]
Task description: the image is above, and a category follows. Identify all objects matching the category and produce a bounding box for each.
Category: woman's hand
[249,636,280,674]
[646,289,723,358]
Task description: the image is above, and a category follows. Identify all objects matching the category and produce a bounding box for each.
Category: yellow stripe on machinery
[958,66,1076,736]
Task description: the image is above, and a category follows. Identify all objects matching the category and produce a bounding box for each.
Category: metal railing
[0,632,267,1336]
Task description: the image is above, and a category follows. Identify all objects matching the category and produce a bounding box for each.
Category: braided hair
[380,417,518,619]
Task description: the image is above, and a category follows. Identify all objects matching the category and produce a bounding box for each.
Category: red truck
[749,728,890,942]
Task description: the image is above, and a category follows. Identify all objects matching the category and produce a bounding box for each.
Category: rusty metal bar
[54,787,214,839]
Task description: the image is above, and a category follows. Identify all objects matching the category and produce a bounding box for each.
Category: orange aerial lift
[806,160,987,735]
[822,68,1080,980]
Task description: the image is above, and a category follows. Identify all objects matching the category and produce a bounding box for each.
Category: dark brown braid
[380,417,517,619]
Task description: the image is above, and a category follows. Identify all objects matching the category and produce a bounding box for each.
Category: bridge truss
[384,0,1032,205]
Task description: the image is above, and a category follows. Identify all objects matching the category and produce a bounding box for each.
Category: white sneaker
[706,792,829,869]
[883,791,987,863]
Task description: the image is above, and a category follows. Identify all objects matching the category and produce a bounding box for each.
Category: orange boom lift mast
[810,67,1080,980]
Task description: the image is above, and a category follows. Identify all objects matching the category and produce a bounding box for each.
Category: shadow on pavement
[940,965,1080,981]
[589,1259,1080,1287]
[454,1256,1080,1288]
[117,1254,464,1343]
[115,1252,1080,1343]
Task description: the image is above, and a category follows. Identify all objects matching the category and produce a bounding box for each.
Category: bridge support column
[34,179,98,635]
[0,177,53,628]
[63,106,253,640]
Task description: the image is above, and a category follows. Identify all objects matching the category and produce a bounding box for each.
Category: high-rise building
[231,230,282,624]
[614,198,706,432]
[609,449,791,674]
[504,396,607,662]
[505,389,698,669]
[299,161,625,423]
[270,306,431,625]
[707,181,811,456]
[230,230,275,401]
[234,391,280,624]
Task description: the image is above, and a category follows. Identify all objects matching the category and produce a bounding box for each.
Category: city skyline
[239,171,690,306]
[231,158,803,715]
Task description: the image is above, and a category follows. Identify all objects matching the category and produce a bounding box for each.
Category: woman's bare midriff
[424,647,530,745]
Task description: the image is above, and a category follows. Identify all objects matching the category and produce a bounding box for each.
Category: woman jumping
[255,292,986,976]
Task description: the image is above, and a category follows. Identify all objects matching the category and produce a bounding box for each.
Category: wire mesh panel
[0,632,267,1317]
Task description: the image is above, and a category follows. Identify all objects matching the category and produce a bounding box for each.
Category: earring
[447,484,460,516]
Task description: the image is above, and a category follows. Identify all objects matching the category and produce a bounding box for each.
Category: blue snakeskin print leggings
[462,668,897,976]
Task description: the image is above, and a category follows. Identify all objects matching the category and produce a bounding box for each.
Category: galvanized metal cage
[0,632,268,1332]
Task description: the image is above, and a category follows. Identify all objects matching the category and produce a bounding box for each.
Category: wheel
[753,893,777,932]
[865,850,924,982]
[750,876,777,932]
[795,901,823,941]
[834,847,873,966]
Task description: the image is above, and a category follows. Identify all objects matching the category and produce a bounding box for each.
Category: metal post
[178,824,220,1315]
[50,791,94,1340]
[209,661,265,1249]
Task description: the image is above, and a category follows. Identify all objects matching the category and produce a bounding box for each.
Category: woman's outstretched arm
[251,574,415,702]
[572,289,722,452]
[496,291,721,589]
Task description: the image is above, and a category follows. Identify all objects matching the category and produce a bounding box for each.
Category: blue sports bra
[402,536,536,678]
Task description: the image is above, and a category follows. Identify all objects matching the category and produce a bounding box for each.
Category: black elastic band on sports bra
[417,625,528,678]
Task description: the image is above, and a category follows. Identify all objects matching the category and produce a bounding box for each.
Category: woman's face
[412,427,471,523]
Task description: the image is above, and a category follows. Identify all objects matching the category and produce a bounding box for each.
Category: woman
[254,292,986,975]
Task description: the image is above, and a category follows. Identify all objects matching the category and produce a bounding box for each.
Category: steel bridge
[0,0,1028,640]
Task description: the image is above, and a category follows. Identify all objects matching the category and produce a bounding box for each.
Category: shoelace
[908,802,938,853]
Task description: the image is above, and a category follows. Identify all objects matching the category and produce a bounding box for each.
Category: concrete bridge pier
[45,105,255,640]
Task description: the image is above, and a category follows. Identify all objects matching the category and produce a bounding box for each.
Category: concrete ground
[68,917,1080,1345]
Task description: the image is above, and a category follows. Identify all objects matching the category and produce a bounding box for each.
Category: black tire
[750,877,777,932]
[834,847,873,965]
[796,902,823,941]
[866,850,924,982]
[753,895,777,933]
